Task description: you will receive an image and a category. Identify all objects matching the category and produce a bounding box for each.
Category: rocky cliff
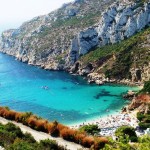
[0,0,114,69]
[68,0,150,64]
[0,0,150,84]
[128,94,150,114]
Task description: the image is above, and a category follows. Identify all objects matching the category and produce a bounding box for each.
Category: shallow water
[0,53,138,125]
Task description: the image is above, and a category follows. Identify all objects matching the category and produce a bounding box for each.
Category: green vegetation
[103,135,150,150]
[80,27,150,79]
[0,122,65,150]
[79,124,101,135]
[139,80,150,94]
[1,107,150,149]
[0,106,108,149]
[137,112,150,129]
[137,135,150,150]
[36,8,101,38]
[51,12,100,29]
[115,126,138,143]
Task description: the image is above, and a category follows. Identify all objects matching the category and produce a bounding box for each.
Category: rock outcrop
[128,94,150,113]
[0,0,150,85]
[130,64,150,83]
[0,0,115,70]
[69,28,98,65]
[69,1,150,64]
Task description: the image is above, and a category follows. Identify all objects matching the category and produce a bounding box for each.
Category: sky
[0,0,73,33]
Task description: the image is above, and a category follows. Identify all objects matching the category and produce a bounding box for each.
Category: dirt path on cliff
[0,117,87,150]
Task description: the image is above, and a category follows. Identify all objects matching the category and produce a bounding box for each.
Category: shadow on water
[94,89,119,99]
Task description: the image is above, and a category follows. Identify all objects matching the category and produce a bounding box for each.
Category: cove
[0,53,138,125]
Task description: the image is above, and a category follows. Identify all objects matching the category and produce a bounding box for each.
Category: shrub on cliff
[139,80,150,94]
[137,112,145,121]
[137,112,150,129]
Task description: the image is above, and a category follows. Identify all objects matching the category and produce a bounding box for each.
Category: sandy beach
[69,110,139,136]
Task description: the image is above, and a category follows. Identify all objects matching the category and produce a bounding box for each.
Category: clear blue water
[0,53,138,125]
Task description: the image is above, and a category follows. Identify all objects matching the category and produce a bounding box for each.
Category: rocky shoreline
[2,0,150,88]
[0,0,150,86]
[0,51,145,88]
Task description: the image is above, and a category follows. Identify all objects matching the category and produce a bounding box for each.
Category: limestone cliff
[68,1,150,64]
[0,0,150,84]
[0,0,114,69]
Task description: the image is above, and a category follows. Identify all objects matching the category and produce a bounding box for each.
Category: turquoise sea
[0,53,138,125]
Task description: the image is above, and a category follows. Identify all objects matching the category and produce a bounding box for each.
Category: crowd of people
[70,112,139,136]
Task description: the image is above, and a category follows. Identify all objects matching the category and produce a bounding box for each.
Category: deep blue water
[0,53,138,125]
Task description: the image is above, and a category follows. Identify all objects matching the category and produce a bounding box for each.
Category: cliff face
[0,0,150,84]
[68,1,150,64]
[0,0,115,69]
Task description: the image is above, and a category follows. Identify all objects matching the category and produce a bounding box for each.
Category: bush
[115,126,138,143]
[93,137,108,150]
[21,112,33,124]
[139,122,150,130]
[15,112,23,122]
[22,133,36,143]
[27,116,38,129]
[137,112,145,122]
[137,112,150,130]
[4,123,23,138]
[139,80,150,94]
[130,136,138,142]
[79,124,101,135]
[7,139,35,150]
[46,121,59,137]
[57,123,68,132]
[38,139,61,150]
[60,128,77,141]
[5,110,17,120]
[81,136,94,148]
[0,123,66,150]
[0,107,9,117]
[34,119,48,132]
[74,132,86,144]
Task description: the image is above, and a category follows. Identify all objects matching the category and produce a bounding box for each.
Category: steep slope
[76,26,150,84]
[0,0,150,84]
[0,0,115,69]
